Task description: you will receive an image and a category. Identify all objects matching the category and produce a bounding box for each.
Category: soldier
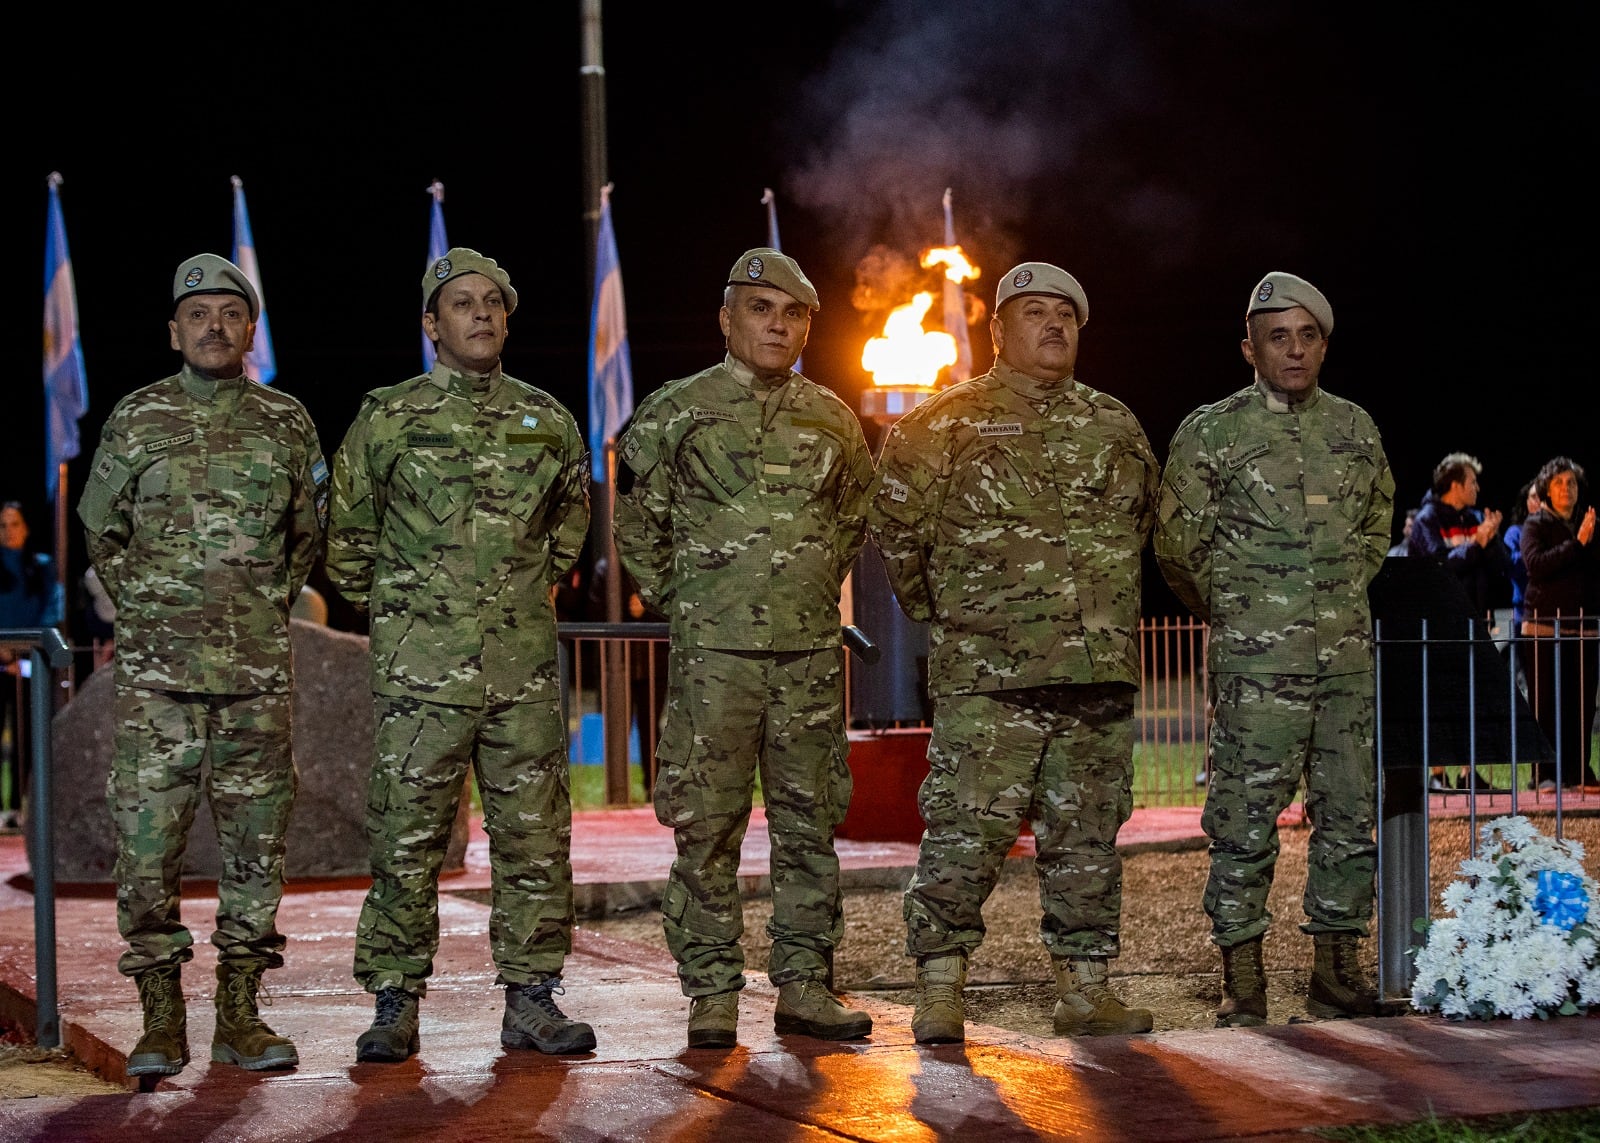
[324,248,593,1062]
[1154,271,1394,1026]
[77,254,327,1078]
[870,262,1159,1044]
[613,248,876,1049]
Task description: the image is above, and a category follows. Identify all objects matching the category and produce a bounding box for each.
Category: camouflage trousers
[1203,671,1377,948]
[653,646,851,996]
[353,694,573,996]
[904,684,1137,961]
[107,686,295,978]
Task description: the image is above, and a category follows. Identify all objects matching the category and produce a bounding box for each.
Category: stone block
[41,619,469,884]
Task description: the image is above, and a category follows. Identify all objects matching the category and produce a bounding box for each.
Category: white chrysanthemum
[1409,816,1597,1020]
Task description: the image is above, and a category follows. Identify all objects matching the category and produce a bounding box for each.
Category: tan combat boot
[502,977,597,1055]
[687,991,739,1049]
[774,979,873,1040]
[1051,957,1154,1036]
[1306,933,1381,1019]
[212,962,299,1070]
[127,965,189,1078]
[912,954,968,1044]
[1216,938,1268,1027]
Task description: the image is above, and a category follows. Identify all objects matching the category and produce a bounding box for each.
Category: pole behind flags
[422,180,449,372]
[587,183,633,485]
[941,188,973,385]
[761,187,802,374]
[43,172,87,508]
[230,176,276,385]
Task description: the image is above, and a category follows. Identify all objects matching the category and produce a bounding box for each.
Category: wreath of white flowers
[1411,814,1600,1020]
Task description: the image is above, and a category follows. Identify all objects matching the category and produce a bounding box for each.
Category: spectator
[1503,479,1542,631]
[1405,453,1512,791]
[1386,509,1416,557]
[1519,456,1600,791]
[0,501,65,830]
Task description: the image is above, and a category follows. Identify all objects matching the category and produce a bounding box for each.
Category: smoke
[785,0,1169,302]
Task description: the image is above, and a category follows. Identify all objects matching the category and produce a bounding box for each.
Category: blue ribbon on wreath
[1534,870,1589,931]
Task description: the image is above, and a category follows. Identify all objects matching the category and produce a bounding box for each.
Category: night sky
[11,2,1595,627]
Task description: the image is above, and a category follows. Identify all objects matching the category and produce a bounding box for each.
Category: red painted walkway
[2,803,1598,1141]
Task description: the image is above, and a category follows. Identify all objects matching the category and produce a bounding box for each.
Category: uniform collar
[1255,376,1321,413]
[429,359,503,398]
[178,364,250,402]
[993,359,1076,404]
[725,352,795,392]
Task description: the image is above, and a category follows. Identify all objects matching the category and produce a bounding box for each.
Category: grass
[1316,1107,1600,1141]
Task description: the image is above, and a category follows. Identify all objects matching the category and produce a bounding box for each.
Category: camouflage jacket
[613,354,874,651]
[324,364,589,706]
[77,366,328,694]
[1154,379,1394,677]
[868,361,1158,697]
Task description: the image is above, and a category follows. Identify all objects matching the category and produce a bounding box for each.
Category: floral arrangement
[1411,814,1600,1020]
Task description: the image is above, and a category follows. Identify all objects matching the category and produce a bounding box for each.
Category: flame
[861,292,957,388]
[921,245,980,285]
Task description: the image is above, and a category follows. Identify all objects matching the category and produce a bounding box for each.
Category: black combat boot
[356,986,421,1063]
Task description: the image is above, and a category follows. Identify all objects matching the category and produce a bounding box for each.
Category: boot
[355,986,421,1063]
[1216,938,1268,1027]
[773,979,873,1040]
[1307,933,1380,1019]
[686,991,739,1049]
[211,963,298,1070]
[911,955,967,1045]
[127,965,189,1078]
[1051,957,1153,1036]
[502,977,597,1055]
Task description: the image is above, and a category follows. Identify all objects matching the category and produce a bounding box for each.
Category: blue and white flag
[230,176,276,384]
[762,187,802,374]
[941,187,972,385]
[423,180,449,372]
[587,184,633,484]
[43,172,88,505]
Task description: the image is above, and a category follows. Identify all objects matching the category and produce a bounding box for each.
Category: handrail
[1,626,71,1048]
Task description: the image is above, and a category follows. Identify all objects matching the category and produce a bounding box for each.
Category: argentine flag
[231,176,276,384]
[43,172,88,504]
[423,180,449,372]
[587,184,633,484]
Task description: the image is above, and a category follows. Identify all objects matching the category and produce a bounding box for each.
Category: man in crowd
[1155,271,1393,1027]
[613,248,876,1049]
[869,261,1160,1044]
[324,247,594,1062]
[77,254,327,1078]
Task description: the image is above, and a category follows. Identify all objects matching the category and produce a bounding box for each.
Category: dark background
[9,2,1595,636]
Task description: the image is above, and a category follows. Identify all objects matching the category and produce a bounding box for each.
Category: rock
[40,619,469,884]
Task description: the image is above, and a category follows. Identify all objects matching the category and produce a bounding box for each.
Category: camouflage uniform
[869,359,1159,960]
[1154,379,1393,947]
[613,353,874,996]
[76,365,328,976]
[324,362,589,995]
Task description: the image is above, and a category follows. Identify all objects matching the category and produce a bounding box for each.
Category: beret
[994,262,1088,327]
[1246,271,1332,335]
[726,247,819,310]
[172,254,259,321]
[423,247,518,315]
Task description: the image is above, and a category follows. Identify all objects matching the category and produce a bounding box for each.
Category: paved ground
[2,802,1599,1141]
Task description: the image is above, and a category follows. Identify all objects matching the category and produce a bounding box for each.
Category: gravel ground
[580,811,1600,1035]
